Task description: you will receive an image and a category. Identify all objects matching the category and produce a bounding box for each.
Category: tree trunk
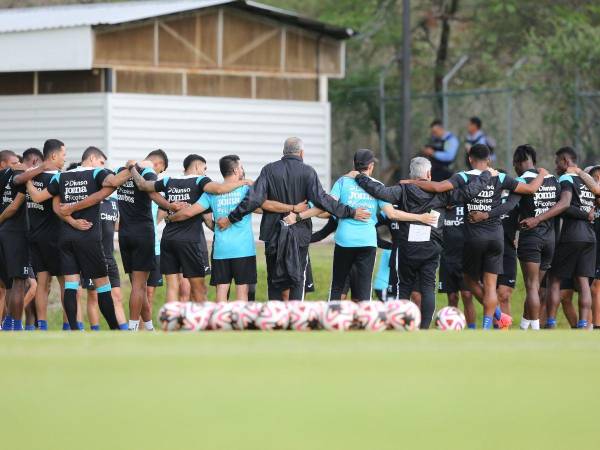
[433,0,460,116]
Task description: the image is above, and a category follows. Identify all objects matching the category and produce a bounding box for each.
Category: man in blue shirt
[424,119,460,181]
[289,149,437,301]
[167,155,308,301]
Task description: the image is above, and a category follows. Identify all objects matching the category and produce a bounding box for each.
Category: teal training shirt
[198,185,255,259]
[151,201,160,256]
[373,249,391,290]
[330,177,390,248]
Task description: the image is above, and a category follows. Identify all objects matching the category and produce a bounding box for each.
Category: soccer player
[373,249,392,301]
[588,166,600,329]
[348,156,493,327]
[439,203,475,328]
[131,154,251,302]
[145,200,164,324]
[294,150,437,302]
[520,147,594,329]
[9,140,66,330]
[27,146,133,330]
[406,144,547,329]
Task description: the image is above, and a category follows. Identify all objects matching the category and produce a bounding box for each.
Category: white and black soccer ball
[158,301,185,331]
[355,301,388,332]
[435,306,466,331]
[231,301,263,330]
[288,301,320,331]
[386,300,421,331]
[209,302,235,331]
[255,301,290,330]
[321,301,357,331]
[181,302,213,331]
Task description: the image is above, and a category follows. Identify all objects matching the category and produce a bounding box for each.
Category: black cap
[354,149,377,170]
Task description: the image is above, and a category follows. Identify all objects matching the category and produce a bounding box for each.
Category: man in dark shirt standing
[219,137,367,301]
[409,144,546,329]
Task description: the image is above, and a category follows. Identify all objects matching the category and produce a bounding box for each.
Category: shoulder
[558,174,575,184]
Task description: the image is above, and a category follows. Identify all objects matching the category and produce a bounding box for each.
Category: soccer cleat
[495,313,513,330]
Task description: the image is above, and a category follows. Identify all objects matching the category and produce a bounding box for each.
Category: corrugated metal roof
[0,0,354,38]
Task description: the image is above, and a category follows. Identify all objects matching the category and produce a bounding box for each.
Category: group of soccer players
[0,137,599,331]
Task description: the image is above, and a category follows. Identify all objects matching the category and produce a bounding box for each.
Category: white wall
[106,93,331,189]
[0,93,107,156]
[0,26,93,72]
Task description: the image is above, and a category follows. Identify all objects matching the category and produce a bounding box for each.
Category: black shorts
[517,235,555,271]
[463,239,503,279]
[59,239,107,280]
[0,231,31,282]
[210,256,257,286]
[83,257,120,289]
[305,256,315,293]
[550,241,596,279]
[160,239,210,278]
[541,273,575,290]
[30,240,62,276]
[119,233,156,273]
[497,244,517,288]
[438,260,467,293]
[147,255,163,287]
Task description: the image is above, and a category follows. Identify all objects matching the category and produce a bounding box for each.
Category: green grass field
[2,331,599,450]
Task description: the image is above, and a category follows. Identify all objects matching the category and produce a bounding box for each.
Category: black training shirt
[28,171,60,241]
[557,174,595,243]
[116,165,157,236]
[515,169,560,240]
[0,170,27,233]
[99,196,119,257]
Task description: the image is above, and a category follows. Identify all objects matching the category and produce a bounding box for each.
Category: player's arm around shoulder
[0,192,25,223]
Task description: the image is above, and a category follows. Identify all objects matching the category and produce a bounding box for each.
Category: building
[0,0,353,187]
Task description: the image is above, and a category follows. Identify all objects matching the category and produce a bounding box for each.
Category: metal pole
[505,57,527,170]
[442,55,468,128]
[574,70,581,152]
[379,56,399,172]
[401,0,411,178]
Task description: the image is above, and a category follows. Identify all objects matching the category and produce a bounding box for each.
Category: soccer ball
[355,301,388,332]
[255,301,290,330]
[231,301,263,330]
[310,301,327,329]
[209,302,235,331]
[435,306,466,331]
[386,300,421,331]
[288,301,320,331]
[158,301,185,331]
[180,302,212,331]
[321,301,357,331]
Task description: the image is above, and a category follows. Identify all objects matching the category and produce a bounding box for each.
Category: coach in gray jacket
[218,137,368,301]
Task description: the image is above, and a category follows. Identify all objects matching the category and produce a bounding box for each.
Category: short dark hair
[81,146,107,162]
[469,143,490,161]
[42,139,64,159]
[23,147,43,163]
[556,146,577,163]
[430,119,443,128]
[469,116,482,129]
[183,154,206,170]
[513,144,537,165]
[66,162,80,171]
[146,149,168,170]
[589,166,600,178]
[0,150,17,163]
[219,155,240,177]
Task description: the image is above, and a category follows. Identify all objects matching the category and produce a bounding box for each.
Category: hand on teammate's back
[293,201,309,213]
[520,216,539,230]
[217,216,231,230]
[169,202,190,212]
[58,203,75,217]
[565,166,579,174]
[487,167,498,177]
[588,208,595,223]
[419,213,439,226]
[353,207,371,222]
[538,168,549,177]
[71,219,93,231]
[282,213,296,225]
[468,211,489,223]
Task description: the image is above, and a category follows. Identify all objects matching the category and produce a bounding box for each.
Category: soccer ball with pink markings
[158,301,185,331]
[208,302,235,331]
[435,306,466,331]
[231,301,263,330]
[386,300,421,331]
[288,301,320,331]
[355,301,388,332]
[255,301,290,330]
[181,302,213,331]
[321,301,357,331]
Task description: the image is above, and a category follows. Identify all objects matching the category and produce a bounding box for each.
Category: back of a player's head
[146,149,168,170]
[219,155,240,177]
[513,144,537,165]
[283,137,303,155]
[430,119,443,129]
[82,146,107,162]
[0,149,17,164]
[43,139,64,159]
[469,144,490,161]
[409,157,432,180]
[183,154,206,171]
[556,146,577,163]
[23,147,43,164]
[469,116,482,129]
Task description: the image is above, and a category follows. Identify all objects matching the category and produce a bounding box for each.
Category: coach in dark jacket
[218,137,368,300]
